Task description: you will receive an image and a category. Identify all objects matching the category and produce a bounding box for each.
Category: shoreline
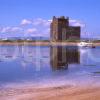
[0,41,100,46]
[0,84,100,100]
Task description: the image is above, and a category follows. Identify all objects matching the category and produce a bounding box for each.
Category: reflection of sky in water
[0,45,100,87]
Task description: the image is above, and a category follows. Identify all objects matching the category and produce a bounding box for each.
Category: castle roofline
[53,16,69,20]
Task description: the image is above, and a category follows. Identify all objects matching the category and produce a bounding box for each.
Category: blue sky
[0,0,100,38]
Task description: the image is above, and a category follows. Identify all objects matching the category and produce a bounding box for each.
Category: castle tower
[50,16,80,41]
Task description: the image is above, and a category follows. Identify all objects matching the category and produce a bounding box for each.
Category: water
[0,45,100,88]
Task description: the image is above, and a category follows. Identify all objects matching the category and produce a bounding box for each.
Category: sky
[0,0,99,38]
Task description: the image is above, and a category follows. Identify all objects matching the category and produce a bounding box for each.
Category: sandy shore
[0,85,100,100]
[0,41,100,46]
[0,41,77,46]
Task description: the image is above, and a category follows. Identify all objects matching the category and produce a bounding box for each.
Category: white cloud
[11,27,22,32]
[0,27,2,31]
[26,28,37,33]
[0,18,85,38]
[21,19,32,25]
[0,26,23,34]
[1,27,11,33]
[69,19,85,27]
[20,18,51,27]
[32,18,51,27]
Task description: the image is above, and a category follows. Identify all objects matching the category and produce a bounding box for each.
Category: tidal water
[0,45,100,88]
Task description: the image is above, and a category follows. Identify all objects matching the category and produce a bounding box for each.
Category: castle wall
[50,16,81,41]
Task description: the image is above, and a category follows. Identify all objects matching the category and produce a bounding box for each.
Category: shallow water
[0,45,100,88]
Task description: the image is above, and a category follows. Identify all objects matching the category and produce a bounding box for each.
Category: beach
[0,85,100,100]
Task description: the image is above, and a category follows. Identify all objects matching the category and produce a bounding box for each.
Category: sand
[0,85,100,100]
[0,41,100,46]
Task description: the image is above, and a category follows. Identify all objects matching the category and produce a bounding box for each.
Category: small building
[50,16,81,41]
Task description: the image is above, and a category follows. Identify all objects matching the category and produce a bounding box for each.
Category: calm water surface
[0,45,100,87]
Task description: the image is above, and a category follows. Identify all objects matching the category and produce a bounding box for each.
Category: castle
[50,16,80,41]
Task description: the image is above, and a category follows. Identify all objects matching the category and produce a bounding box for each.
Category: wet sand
[0,85,100,100]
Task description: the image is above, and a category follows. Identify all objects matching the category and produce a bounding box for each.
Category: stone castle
[50,16,80,41]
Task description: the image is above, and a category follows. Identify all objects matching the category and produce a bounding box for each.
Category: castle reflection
[0,45,80,71]
[50,46,80,70]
